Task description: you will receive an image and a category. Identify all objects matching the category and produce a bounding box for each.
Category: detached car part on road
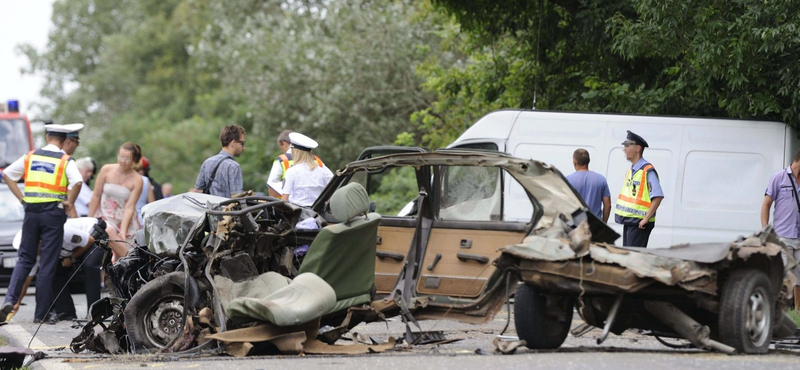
[71,149,798,355]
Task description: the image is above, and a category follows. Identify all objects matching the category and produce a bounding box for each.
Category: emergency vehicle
[0,99,35,171]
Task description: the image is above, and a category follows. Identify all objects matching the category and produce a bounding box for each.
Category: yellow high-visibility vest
[278,153,324,179]
[615,164,656,222]
[22,149,70,203]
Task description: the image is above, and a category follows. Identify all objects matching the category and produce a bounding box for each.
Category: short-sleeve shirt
[62,217,99,258]
[194,151,243,198]
[282,163,333,207]
[2,144,83,189]
[765,166,800,238]
[632,158,664,198]
[267,148,292,195]
[566,170,610,219]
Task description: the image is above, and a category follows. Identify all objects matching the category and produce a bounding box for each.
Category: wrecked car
[71,148,798,356]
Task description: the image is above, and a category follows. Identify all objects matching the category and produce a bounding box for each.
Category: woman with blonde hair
[281,132,333,207]
[88,142,144,254]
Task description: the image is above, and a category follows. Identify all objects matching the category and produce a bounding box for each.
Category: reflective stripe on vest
[23,149,70,203]
[615,164,655,222]
[278,153,324,179]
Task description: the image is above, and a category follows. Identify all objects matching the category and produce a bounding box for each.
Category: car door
[312,146,429,294]
[415,164,530,311]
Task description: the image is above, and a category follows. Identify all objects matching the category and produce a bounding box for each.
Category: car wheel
[124,272,185,352]
[514,283,573,349]
[718,269,773,354]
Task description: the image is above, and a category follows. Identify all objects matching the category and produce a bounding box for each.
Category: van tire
[718,269,773,354]
[514,284,573,349]
[124,272,186,352]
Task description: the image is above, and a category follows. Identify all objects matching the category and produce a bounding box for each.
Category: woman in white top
[281,132,333,207]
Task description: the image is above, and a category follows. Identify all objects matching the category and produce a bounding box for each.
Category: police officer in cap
[0,124,83,323]
[280,132,333,207]
[614,131,664,248]
[267,130,326,198]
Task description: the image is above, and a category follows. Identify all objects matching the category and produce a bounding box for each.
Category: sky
[0,0,54,118]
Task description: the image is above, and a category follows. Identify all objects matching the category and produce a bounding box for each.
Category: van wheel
[718,269,773,354]
[124,272,185,352]
[514,284,573,349]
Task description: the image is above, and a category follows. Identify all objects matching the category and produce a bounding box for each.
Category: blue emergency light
[7,100,19,112]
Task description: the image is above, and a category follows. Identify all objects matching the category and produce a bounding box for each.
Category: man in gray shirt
[195,125,246,197]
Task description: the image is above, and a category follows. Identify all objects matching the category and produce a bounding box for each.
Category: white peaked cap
[288,132,319,152]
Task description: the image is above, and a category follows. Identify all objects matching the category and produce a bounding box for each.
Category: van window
[349,166,419,217]
[455,142,498,151]
[681,151,765,211]
[438,166,502,221]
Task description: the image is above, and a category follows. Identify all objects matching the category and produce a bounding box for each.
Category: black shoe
[34,312,59,325]
[57,313,77,321]
[0,302,12,323]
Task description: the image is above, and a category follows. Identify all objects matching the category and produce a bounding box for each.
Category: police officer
[0,124,84,323]
[266,130,324,198]
[280,132,333,207]
[614,131,664,248]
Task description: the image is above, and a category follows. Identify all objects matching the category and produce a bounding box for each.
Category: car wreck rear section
[497,219,798,354]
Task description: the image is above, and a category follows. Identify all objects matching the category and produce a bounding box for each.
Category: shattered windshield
[0,119,29,168]
[141,192,229,253]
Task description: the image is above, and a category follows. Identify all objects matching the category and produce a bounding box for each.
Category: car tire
[123,272,186,352]
[514,283,573,349]
[718,269,773,354]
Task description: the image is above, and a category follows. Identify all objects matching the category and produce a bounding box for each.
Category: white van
[448,109,800,248]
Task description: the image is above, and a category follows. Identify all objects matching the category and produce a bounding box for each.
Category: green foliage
[21,0,442,194]
[412,0,800,149]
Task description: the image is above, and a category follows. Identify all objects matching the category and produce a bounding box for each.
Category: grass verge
[787,309,800,326]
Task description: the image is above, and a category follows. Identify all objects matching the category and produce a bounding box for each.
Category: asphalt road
[1,288,799,370]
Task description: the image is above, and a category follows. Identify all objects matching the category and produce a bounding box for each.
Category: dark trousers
[53,260,76,318]
[623,223,655,248]
[81,244,103,312]
[4,203,66,320]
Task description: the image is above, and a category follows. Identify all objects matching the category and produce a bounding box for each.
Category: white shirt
[2,144,83,189]
[266,148,292,195]
[136,176,150,224]
[62,217,99,258]
[75,183,93,217]
[282,162,333,207]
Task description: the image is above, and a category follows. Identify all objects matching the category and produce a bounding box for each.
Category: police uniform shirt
[629,158,664,199]
[267,148,292,195]
[282,163,334,207]
[2,144,83,189]
[61,217,99,258]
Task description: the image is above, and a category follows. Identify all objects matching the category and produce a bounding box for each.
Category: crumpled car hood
[141,193,228,253]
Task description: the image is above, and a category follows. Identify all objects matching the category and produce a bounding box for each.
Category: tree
[21,0,445,194]
[410,0,800,149]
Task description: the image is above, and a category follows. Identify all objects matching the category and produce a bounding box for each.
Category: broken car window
[438,166,501,221]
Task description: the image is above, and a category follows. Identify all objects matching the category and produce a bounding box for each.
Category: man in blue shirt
[566,149,611,222]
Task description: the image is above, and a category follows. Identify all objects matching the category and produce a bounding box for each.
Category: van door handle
[376,251,404,262]
[457,253,489,264]
[427,253,442,271]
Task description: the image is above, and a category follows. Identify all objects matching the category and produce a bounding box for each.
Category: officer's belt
[24,192,67,200]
